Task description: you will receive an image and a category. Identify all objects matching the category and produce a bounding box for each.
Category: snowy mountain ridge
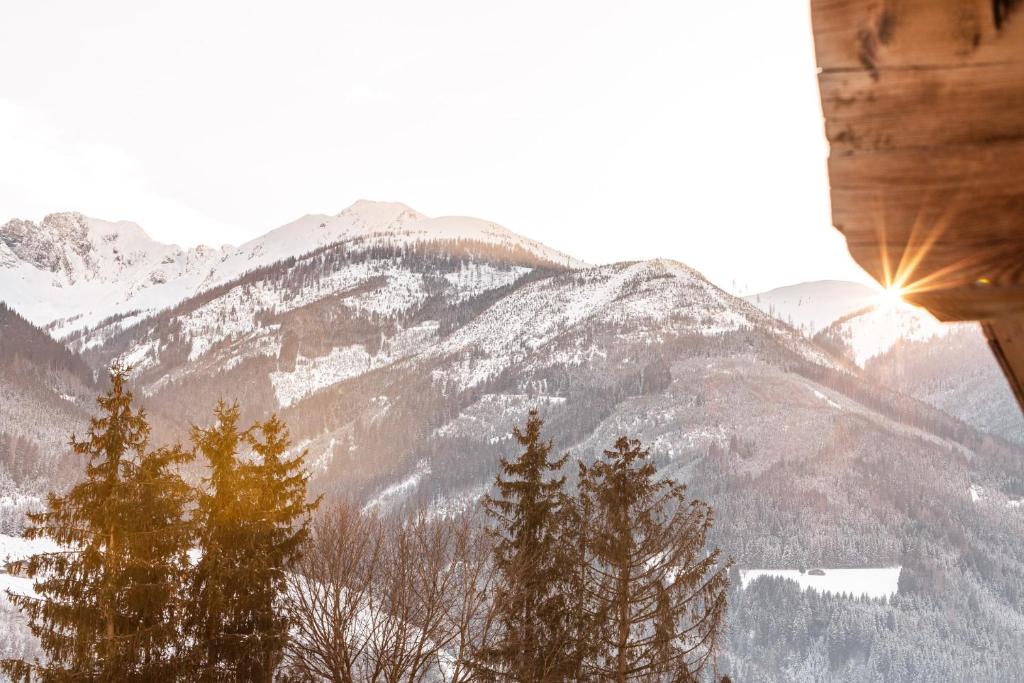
[827,304,954,367]
[746,280,954,366]
[0,200,581,338]
[744,280,880,336]
[747,279,1023,444]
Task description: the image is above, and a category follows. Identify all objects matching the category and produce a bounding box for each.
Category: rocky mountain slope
[0,201,580,339]
[2,205,1023,680]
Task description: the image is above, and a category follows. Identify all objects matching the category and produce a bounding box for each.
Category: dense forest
[2,372,731,682]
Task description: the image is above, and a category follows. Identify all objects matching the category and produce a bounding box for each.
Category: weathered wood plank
[907,286,1024,322]
[829,141,1024,238]
[826,141,1024,318]
[820,62,1024,153]
[811,0,1024,72]
[812,0,1024,408]
[983,315,1024,408]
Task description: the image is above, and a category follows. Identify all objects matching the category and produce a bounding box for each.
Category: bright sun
[876,286,907,311]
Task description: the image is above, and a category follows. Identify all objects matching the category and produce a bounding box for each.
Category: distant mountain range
[2,201,1024,680]
[746,281,1024,445]
[0,201,581,338]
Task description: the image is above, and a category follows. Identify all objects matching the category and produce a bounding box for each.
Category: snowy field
[0,534,61,601]
[739,567,901,600]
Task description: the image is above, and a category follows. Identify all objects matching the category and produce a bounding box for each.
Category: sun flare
[876,285,907,311]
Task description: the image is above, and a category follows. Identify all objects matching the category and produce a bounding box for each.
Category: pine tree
[243,413,319,681]
[577,436,731,682]
[119,441,194,678]
[479,409,575,681]
[2,365,194,681]
[187,402,316,682]
[187,400,250,681]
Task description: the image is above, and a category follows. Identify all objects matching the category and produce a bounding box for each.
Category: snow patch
[362,459,431,512]
[270,322,438,407]
[740,566,901,600]
[812,389,842,410]
[272,345,373,408]
[970,484,984,503]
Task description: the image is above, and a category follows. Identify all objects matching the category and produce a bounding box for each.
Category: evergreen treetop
[2,364,194,682]
[578,436,732,682]
[480,409,576,682]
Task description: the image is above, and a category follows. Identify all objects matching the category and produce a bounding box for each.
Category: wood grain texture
[811,0,1024,72]
[820,63,1024,154]
[813,0,1024,407]
[828,141,1024,314]
[813,0,1024,321]
[984,315,1024,409]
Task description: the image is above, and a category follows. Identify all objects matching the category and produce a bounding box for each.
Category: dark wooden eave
[811,0,1024,410]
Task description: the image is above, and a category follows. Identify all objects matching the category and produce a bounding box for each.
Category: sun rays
[867,187,995,307]
[875,284,908,311]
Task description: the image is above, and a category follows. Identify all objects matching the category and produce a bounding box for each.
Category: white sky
[0,1,874,294]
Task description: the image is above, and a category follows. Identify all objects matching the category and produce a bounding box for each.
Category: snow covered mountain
[746,279,952,365]
[2,206,1024,679]
[0,200,581,339]
[748,280,1023,445]
[0,303,95,531]
[747,279,964,367]
[0,212,226,337]
[745,280,880,335]
[821,303,953,367]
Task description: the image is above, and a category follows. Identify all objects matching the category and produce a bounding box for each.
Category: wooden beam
[984,315,1024,409]
[813,0,1024,320]
[820,63,1024,154]
[827,140,1024,319]
[812,0,1024,72]
[812,0,1024,409]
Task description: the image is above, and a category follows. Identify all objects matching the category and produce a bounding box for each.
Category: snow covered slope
[0,200,581,338]
[748,280,1023,443]
[740,567,901,601]
[0,212,225,337]
[425,259,844,390]
[747,280,954,366]
[745,281,880,335]
[826,304,953,367]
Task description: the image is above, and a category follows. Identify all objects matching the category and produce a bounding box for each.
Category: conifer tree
[479,409,575,681]
[2,365,193,682]
[187,400,250,681]
[244,413,320,681]
[577,436,731,682]
[187,402,316,682]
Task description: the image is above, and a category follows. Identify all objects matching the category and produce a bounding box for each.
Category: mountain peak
[0,212,164,273]
[1,212,92,272]
[337,199,426,229]
[2,201,585,336]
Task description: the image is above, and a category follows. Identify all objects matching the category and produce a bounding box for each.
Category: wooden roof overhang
[811,0,1024,409]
